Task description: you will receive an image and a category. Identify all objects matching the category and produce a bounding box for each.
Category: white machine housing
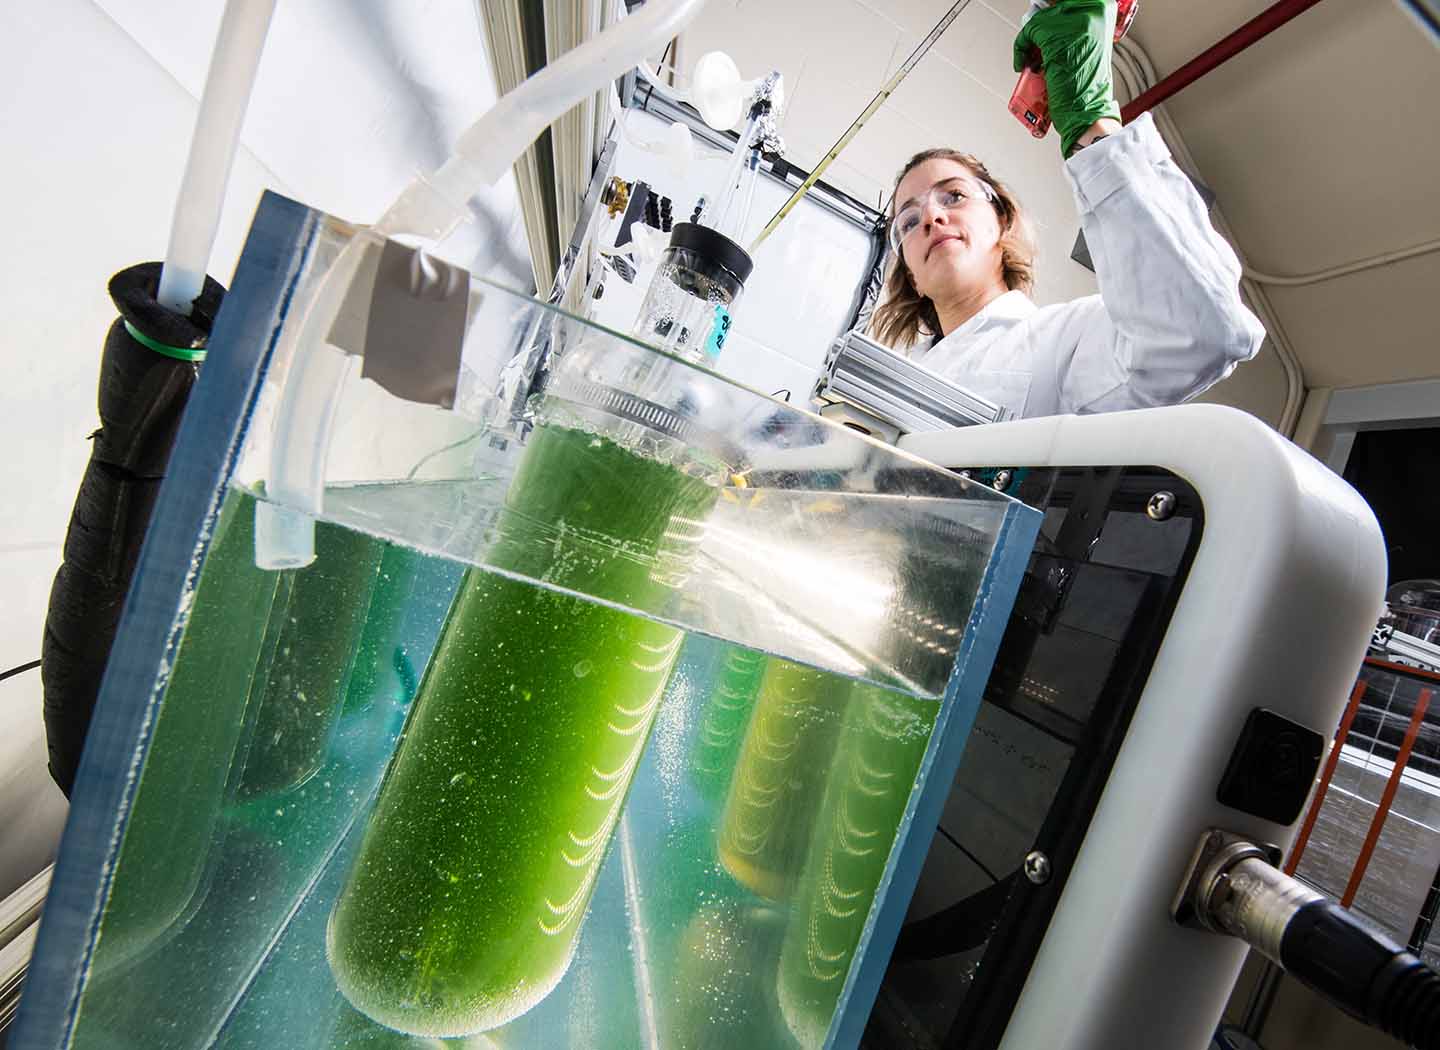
[900,404,1386,1050]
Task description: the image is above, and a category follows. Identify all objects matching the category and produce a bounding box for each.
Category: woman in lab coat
[870,0,1265,419]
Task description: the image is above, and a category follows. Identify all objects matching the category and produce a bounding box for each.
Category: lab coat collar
[932,289,1036,347]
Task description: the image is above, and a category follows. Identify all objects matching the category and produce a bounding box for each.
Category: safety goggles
[889,177,998,256]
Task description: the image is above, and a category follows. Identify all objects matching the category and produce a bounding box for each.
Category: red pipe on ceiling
[1120,0,1329,123]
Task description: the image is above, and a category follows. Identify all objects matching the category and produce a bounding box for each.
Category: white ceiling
[685,0,1440,393]
[1130,0,1440,390]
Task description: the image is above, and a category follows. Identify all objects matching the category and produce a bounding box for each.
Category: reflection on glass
[325,995,505,1048]
[74,494,463,1050]
[665,900,789,1048]
[345,545,425,717]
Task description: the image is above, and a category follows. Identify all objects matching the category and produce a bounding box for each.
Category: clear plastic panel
[233,217,1008,698]
[47,208,1038,1050]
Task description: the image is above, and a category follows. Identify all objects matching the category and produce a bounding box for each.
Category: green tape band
[124,320,207,362]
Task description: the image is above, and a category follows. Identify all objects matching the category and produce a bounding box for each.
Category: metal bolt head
[993,469,1013,492]
[1146,491,1176,521]
[1023,850,1051,885]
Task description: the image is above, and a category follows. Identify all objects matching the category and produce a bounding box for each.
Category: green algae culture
[777,682,938,1047]
[345,544,426,716]
[687,644,767,803]
[325,997,505,1049]
[716,659,852,902]
[84,488,284,979]
[327,422,718,1037]
[662,900,791,1050]
[235,524,385,799]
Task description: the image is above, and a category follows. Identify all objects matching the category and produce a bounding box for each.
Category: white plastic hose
[157,0,276,316]
[373,0,708,240]
[256,0,708,569]
[1241,237,1440,287]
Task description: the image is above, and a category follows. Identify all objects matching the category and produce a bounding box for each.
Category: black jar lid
[667,222,754,286]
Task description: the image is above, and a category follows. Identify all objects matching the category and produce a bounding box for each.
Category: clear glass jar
[631,223,752,364]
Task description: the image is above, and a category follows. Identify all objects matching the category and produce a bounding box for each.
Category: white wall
[0,0,289,893]
[2,0,288,679]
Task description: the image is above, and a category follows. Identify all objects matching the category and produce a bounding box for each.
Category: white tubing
[1242,237,1440,286]
[374,0,708,239]
[157,0,276,316]
[634,54,691,108]
[256,0,708,569]
[607,82,694,178]
[254,341,355,570]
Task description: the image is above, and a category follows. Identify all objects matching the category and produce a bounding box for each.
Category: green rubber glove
[1012,0,1121,157]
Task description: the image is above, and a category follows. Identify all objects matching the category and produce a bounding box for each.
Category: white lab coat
[912,112,1265,420]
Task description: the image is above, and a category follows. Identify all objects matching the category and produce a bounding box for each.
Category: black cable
[1281,900,1440,1049]
[636,38,675,116]
[1,659,41,684]
[1409,855,1440,953]
[935,825,1001,884]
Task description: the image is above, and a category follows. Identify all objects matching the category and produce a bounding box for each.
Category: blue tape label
[705,305,733,361]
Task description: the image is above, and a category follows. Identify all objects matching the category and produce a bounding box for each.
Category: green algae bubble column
[716,660,851,902]
[344,543,425,716]
[687,645,767,805]
[235,520,384,799]
[776,682,937,1047]
[327,424,717,1037]
[86,489,283,978]
[663,900,790,1049]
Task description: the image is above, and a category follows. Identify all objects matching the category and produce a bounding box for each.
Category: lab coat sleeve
[1050,111,1266,414]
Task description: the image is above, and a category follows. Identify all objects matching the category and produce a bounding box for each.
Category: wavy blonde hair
[870,149,1037,350]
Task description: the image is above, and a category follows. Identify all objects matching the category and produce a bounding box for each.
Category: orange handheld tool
[1008,0,1138,139]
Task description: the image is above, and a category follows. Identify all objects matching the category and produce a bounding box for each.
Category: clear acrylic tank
[15,194,1039,1050]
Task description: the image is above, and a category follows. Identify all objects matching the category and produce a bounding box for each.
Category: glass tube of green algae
[777,681,937,1047]
[86,488,282,979]
[327,422,717,1037]
[233,520,384,799]
[716,659,852,903]
[687,644,768,805]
